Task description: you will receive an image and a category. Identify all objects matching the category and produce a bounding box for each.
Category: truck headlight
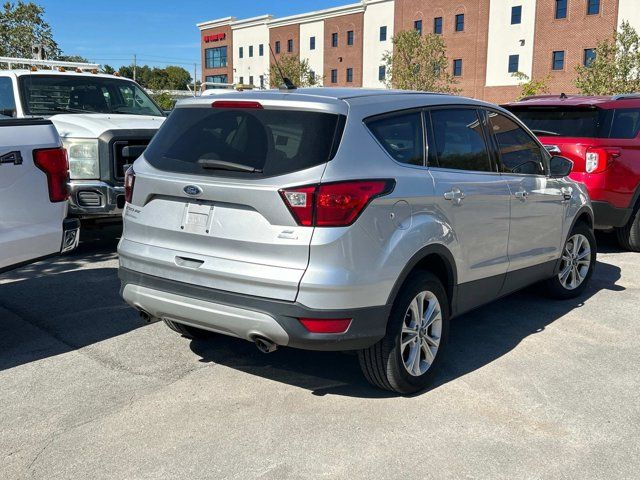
[62,139,99,180]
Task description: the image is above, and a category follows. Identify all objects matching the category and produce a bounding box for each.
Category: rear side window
[508,107,612,138]
[487,111,545,175]
[429,108,493,172]
[0,78,16,117]
[610,109,640,139]
[144,107,345,177]
[366,111,424,166]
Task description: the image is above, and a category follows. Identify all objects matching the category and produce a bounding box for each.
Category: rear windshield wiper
[530,129,561,136]
[197,158,262,173]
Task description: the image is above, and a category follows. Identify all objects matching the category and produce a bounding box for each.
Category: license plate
[181,203,214,234]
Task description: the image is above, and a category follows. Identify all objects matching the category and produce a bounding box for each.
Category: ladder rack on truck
[0,56,100,71]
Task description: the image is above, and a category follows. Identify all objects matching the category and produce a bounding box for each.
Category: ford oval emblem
[183,185,203,196]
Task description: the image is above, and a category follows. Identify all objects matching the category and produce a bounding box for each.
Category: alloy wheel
[558,233,591,290]
[400,291,442,377]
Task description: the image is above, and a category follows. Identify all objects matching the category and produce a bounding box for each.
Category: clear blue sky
[38,0,349,79]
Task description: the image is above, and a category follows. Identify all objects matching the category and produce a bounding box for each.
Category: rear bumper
[118,267,390,351]
[591,201,632,229]
[68,181,125,218]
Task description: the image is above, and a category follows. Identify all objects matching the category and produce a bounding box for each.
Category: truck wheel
[616,206,640,252]
[358,272,449,394]
[544,222,596,299]
[163,319,213,339]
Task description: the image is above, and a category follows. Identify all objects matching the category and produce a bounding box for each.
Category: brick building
[198,0,640,102]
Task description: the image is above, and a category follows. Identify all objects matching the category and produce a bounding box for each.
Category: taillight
[298,318,352,334]
[212,100,263,109]
[124,166,136,203]
[585,147,620,173]
[33,147,69,202]
[280,180,394,227]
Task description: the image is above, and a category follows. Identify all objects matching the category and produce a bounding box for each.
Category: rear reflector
[299,318,352,334]
[279,179,394,227]
[33,147,69,202]
[212,100,263,109]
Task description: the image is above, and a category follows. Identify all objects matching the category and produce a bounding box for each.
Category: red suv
[504,94,640,251]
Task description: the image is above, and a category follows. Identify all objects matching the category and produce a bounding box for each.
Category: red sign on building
[204,33,226,43]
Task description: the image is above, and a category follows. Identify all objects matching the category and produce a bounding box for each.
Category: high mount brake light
[124,166,136,203]
[33,147,69,202]
[585,147,620,173]
[279,180,394,227]
[212,100,263,109]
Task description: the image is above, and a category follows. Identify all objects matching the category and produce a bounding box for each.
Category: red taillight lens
[279,180,394,227]
[124,166,136,203]
[212,100,263,109]
[299,318,352,334]
[33,147,69,202]
[585,147,620,173]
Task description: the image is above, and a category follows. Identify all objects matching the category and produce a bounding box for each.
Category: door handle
[514,190,529,201]
[561,186,573,200]
[0,151,22,165]
[443,188,465,205]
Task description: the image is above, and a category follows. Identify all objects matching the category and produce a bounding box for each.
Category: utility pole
[194,63,197,96]
[133,54,137,82]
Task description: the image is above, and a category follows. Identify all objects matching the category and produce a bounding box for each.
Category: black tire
[615,205,640,252]
[544,222,597,299]
[358,271,450,394]
[163,319,213,339]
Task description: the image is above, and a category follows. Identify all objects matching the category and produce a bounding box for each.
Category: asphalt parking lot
[1,227,638,480]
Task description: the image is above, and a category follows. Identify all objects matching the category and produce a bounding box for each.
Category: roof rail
[612,93,640,100]
[0,56,100,71]
[518,94,568,102]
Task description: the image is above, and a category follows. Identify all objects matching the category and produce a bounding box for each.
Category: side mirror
[549,155,573,178]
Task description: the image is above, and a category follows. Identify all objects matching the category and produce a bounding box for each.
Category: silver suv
[118,89,595,394]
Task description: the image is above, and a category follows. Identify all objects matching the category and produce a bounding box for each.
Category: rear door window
[0,78,16,117]
[144,107,345,177]
[487,111,545,175]
[366,111,424,166]
[610,109,640,138]
[428,108,494,172]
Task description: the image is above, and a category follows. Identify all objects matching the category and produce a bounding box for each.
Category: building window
[287,39,293,53]
[310,36,316,50]
[552,50,565,70]
[331,69,338,83]
[380,26,387,41]
[259,44,264,56]
[508,54,519,73]
[239,47,243,59]
[249,45,253,57]
[414,20,422,35]
[587,0,600,15]
[275,41,281,54]
[205,46,227,69]
[453,59,463,76]
[309,70,315,82]
[584,48,596,66]
[259,75,264,88]
[455,14,465,32]
[511,6,522,24]
[332,32,338,47]
[239,76,244,84]
[347,30,354,46]
[249,75,254,85]
[346,68,353,83]
[205,74,228,84]
[555,0,567,19]
[378,65,386,81]
[434,17,443,34]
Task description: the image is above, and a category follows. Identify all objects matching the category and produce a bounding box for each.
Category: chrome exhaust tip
[254,336,277,354]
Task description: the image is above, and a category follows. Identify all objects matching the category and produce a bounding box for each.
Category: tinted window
[0,78,16,117]
[455,14,465,32]
[145,108,345,178]
[453,59,463,76]
[347,30,354,45]
[378,65,386,81]
[584,48,596,66]
[380,26,387,41]
[367,111,424,166]
[555,0,567,19]
[205,47,227,68]
[310,36,316,50]
[508,107,612,138]
[552,51,564,70]
[488,112,545,175]
[332,33,338,47]
[434,17,442,34]
[414,20,422,35]
[429,109,493,172]
[511,6,522,24]
[508,54,519,73]
[587,0,600,15]
[610,109,640,139]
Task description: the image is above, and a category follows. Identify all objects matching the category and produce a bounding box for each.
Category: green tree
[150,92,175,111]
[511,71,550,99]
[575,21,640,95]
[383,30,459,93]
[0,1,59,60]
[269,54,320,88]
[56,54,89,63]
[117,64,192,90]
[164,66,191,90]
[102,64,115,75]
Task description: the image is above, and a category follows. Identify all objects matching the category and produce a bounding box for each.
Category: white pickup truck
[0,116,80,273]
[0,65,165,223]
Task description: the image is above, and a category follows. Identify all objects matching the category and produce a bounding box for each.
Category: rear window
[144,107,345,177]
[508,107,613,138]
